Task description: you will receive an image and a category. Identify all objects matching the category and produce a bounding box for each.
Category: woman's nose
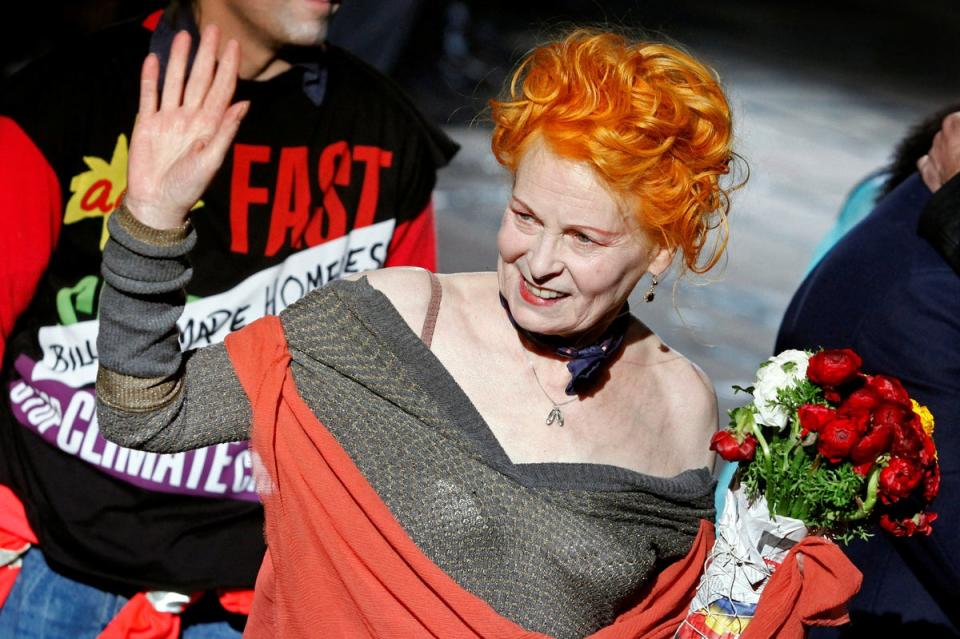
[527,233,563,281]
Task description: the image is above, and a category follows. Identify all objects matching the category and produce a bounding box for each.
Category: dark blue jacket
[777,174,960,636]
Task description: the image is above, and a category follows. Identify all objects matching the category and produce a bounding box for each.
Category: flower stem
[749,420,775,510]
[750,419,771,460]
[849,465,881,521]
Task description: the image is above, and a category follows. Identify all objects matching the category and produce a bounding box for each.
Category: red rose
[850,421,895,465]
[918,423,938,469]
[840,387,881,414]
[865,375,910,407]
[879,457,923,504]
[872,401,910,431]
[891,416,925,462]
[710,431,758,462]
[807,349,862,387]
[847,409,870,434]
[816,416,863,463]
[913,512,938,535]
[923,464,941,502]
[879,512,937,537]
[797,404,835,436]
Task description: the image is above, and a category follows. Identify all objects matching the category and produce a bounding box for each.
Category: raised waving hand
[125,25,249,230]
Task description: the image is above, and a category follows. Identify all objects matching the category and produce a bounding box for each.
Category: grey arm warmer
[96,204,251,452]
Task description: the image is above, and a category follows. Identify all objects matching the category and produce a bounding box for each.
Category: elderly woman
[96,25,736,639]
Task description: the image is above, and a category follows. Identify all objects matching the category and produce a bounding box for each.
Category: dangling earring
[644,274,658,303]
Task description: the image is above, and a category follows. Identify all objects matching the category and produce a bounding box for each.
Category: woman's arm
[96,202,251,452]
[96,26,251,452]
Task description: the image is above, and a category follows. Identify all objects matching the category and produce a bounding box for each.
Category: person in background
[778,110,960,637]
[806,102,960,274]
[0,0,457,635]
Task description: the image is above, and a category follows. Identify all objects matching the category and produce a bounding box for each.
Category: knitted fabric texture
[267,279,715,637]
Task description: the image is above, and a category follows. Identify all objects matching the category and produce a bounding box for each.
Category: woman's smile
[518,278,568,305]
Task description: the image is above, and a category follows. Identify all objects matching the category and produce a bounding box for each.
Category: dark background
[2,0,957,125]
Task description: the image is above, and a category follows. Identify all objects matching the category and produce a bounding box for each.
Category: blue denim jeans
[0,548,244,638]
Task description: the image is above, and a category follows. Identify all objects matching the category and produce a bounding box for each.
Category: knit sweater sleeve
[95,204,252,453]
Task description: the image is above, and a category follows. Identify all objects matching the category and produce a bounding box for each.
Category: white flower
[752,350,810,428]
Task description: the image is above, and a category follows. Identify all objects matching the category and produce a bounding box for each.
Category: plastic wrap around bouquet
[676,348,940,639]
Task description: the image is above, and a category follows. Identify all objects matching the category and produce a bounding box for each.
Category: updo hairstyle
[490,29,739,274]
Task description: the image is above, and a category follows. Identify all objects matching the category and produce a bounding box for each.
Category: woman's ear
[648,243,675,277]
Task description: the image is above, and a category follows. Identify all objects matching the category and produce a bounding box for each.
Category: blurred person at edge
[0,0,457,635]
[779,110,960,638]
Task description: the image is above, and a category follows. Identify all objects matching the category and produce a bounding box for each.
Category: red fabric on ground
[0,486,37,608]
[0,487,37,545]
[216,588,254,615]
[96,593,180,639]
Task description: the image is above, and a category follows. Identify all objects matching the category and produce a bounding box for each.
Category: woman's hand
[918,112,960,194]
[125,25,249,230]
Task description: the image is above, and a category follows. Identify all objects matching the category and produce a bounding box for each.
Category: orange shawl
[225,315,859,639]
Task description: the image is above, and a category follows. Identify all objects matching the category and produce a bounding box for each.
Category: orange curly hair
[490,29,739,274]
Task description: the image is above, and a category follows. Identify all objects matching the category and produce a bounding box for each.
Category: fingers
[943,111,960,136]
[161,30,192,111]
[921,111,960,193]
[202,39,240,119]
[183,25,220,109]
[139,53,160,115]
[917,155,942,193]
[198,101,250,173]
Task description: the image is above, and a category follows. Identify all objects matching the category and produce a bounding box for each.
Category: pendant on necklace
[546,406,565,427]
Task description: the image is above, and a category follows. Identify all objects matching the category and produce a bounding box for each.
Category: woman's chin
[510,308,575,337]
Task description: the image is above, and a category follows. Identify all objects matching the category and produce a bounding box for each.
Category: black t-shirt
[0,10,456,592]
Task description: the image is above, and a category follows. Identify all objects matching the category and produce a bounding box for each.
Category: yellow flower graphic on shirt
[64,134,129,249]
[64,133,203,251]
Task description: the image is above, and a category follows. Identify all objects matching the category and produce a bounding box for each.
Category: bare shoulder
[661,352,717,424]
[346,267,436,333]
[628,334,719,468]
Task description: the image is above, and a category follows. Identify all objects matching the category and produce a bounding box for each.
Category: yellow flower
[911,400,935,437]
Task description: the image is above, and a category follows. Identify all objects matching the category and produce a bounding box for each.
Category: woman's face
[497,138,672,338]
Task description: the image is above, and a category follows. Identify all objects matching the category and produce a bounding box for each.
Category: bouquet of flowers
[676,348,940,639]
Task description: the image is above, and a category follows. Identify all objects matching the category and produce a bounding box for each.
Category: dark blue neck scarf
[500,294,630,396]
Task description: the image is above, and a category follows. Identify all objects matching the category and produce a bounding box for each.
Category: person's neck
[194,3,292,81]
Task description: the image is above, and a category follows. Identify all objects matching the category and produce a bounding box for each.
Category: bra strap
[419,272,442,348]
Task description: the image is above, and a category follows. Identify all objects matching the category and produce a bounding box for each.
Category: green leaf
[737,430,869,544]
[728,405,756,433]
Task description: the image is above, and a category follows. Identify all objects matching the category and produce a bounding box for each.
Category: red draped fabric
[225,314,858,638]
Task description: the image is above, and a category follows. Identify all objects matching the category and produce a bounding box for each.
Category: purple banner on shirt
[8,354,258,503]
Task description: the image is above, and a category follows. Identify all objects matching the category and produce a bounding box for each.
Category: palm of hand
[125,26,248,230]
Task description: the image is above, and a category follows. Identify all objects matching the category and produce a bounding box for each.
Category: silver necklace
[522,347,578,427]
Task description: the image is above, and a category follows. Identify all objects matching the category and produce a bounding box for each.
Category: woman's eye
[514,211,535,224]
[572,231,595,245]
